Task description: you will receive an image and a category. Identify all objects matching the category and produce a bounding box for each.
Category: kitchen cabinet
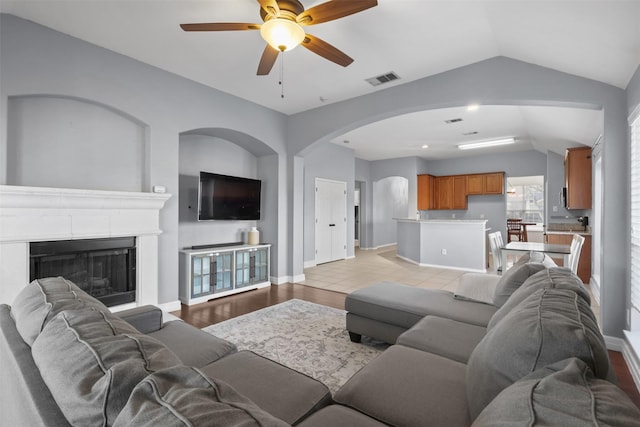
[565,147,592,209]
[417,174,436,210]
[435,175,467,210]
[467,172,504,195]
[545,233,591,283]
[452,175,468,209]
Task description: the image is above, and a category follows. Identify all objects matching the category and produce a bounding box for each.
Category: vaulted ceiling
[2,1,638,159]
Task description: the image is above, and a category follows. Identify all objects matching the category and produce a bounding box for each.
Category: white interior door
[315,178,347,264]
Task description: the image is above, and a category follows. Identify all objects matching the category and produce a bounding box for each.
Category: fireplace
[0,185,171,309]
[30,237,137,307]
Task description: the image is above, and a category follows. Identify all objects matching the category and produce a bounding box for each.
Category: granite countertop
[545,223,591,235]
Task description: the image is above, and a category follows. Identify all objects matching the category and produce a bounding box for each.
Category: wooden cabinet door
[565,147,592,209]
[484,173,504,194]
[417,174,436,210]
[467,175,483,195]
[545,233,591,283]
[452,175,468,209]
[436,176,453,209]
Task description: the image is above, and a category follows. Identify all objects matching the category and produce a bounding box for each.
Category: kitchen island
[395,219,489,272]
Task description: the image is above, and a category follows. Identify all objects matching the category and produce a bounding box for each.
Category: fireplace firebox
[30,237,136,307]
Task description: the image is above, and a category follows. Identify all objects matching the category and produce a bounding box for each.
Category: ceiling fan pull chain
[279,53,285,98]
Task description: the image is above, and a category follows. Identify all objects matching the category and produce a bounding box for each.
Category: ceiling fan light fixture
[260,18,305,52]
[457,137,515,150]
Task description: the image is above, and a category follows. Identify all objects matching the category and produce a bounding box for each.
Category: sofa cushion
[466,288,610,420]
[31,308,181,427]
[472,358,640,426]
[11,277,109,346]
[397,315,486,363]
[334,345,470,427]
[199,350,332,425]
[488,268,591,330]
[492,262,547,307]
[114,365,289,427]
[346,281,497,329]
[513,251,557,268]
[147,320,237,367]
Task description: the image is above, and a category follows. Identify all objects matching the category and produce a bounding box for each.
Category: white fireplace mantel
[0,185,171,307]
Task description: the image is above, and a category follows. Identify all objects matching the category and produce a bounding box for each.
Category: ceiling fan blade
[301,34,353,67]
[297,0,377,26]
[257,0,280,17]
[180,23,260,31]
[257,45,280,75]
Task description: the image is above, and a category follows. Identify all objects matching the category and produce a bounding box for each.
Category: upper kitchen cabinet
[435,175,467,210]
[565,147,592,209]
[467,172,505,195]
[417,174,436,210]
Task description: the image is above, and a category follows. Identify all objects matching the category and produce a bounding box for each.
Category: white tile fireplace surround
[0,185,171,310]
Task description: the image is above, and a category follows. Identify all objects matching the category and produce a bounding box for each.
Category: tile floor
[300,245,465,294]
[299,244,601,325]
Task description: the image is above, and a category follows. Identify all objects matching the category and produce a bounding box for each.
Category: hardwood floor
[172,283,640,409]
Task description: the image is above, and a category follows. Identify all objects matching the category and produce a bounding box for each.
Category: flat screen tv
[198,172,261,221]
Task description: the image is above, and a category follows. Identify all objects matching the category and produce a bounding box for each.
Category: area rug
[202,299,387,394]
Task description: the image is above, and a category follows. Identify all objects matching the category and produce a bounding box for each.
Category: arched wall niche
[7,94,148,191]
[177,128,280,278]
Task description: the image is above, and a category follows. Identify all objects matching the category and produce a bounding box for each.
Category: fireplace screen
[30,237,136,307]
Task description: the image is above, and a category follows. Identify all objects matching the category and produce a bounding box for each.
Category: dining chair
[488,232,503,274]
[567,234,585,275]
[507,218,524,242]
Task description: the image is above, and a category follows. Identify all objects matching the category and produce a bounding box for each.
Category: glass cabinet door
[235,250,252,288]
[252,247,269,284]
[213,252,233,293]
[191,254,212,298]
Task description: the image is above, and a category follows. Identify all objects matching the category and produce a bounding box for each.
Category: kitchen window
[506,176,544,224]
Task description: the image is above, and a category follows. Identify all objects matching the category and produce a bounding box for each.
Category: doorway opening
[506,176,545,242]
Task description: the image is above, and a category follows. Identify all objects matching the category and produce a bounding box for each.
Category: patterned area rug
[202,299,387,394]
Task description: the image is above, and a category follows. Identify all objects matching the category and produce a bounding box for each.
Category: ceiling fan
[180,0,378,76]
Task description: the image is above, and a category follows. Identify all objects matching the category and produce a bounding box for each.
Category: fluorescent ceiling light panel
[457,137,515,150]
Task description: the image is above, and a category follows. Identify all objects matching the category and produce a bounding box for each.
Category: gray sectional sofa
[2,259,640,426]
[0,277,331,426]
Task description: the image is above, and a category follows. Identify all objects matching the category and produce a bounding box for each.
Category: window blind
[631,113,640,311]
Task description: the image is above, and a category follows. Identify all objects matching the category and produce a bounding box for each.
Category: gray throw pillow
[492,262,547,307]
[466,288,610,420]
[114,365,289,427]
[32,308,181,426]
[11,277,109,345]
[488,268,591,330]
[472,358,640,426]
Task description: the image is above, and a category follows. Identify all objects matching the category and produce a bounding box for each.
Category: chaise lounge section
[2,265,640,426]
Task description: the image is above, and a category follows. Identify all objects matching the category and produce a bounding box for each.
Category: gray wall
[7,95,145,191]
[178,134,259,248]
[288,57,629,338]
[302,142,355,265]
[1,13,637,339]
[628,65,640,115]
[422,150,547,239]
[0,14,288,304]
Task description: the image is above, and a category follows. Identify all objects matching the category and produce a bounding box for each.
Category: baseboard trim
[158,300,181,313]
[604,335,624,351]
[590,276,601,305]
[304,260,316,269]
[396,254,487,273]
[622,331,640,394]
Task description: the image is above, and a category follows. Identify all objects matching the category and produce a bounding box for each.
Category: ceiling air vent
[365,72,400,87]
[445,118,463,124]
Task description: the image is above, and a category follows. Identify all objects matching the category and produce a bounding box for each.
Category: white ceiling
[1,0,638,160]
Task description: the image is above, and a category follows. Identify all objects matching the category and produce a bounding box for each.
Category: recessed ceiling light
[467,104,479,111]
[421,144,429,149]
[457,137,515,150]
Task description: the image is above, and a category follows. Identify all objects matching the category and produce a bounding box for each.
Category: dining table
[501,241,571,270]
